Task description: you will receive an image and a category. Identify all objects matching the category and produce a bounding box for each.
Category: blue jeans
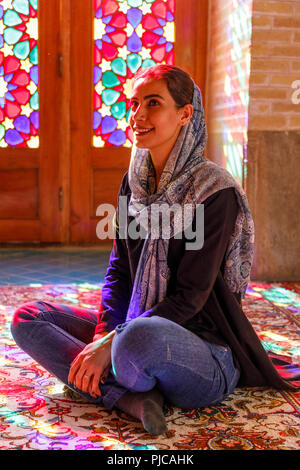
[10,301,240,410]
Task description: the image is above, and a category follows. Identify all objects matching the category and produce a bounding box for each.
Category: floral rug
[0,282,299,451]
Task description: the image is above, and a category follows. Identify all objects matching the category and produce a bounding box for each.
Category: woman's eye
[130,100,138,109]
[148,99,159,106]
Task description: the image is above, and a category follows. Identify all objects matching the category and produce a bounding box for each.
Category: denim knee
[11,301,44,343]
[111,316,165,388]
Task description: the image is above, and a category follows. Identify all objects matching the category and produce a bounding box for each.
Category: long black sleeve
[137,188,239,326]
[95,171,239,334]
[94,181,132,335]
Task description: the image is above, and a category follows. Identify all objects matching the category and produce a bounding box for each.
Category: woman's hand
[68,331,115,398]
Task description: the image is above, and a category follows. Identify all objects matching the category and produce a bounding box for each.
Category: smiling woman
[128,66,193,187]
[10,64,299,439]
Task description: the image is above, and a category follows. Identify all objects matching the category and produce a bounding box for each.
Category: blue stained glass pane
[102,15,112,24]
[0,66,3,76]
[153,28,164,35]
[105,25,115,33]
[0,6,3,20]
[108,129,126,146]
[157,37,166,45]
[5,129,23,145]
[127,32,142,53]
[166,42,173,53]
[14,115,30,134]
[127,8,143,29]
[157,18,166,26]
[0,36,3,49]
[95,8,102,19]
[30,65,38,85]
[5,92,14,102]
[93,110,102,130]
[7,83,17,91]
[30,110,39,129]
[4,73,13,82]
[101,115,117,134]
[102,34,112,44]
[93,66,102,85]
[166,11,174,21]
[95,39,102,50]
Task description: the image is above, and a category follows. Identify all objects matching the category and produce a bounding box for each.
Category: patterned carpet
[0,281,299,450]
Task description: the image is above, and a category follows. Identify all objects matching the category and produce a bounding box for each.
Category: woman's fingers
[89,372,102,398]
[68,356,82,385]
[81,373,93,393]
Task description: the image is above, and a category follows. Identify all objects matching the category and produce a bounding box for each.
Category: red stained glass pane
[0,0,39,147]
[142,14,160,30]
[102,0,119,17]
[93,0,176,148]
[152,0,168,19]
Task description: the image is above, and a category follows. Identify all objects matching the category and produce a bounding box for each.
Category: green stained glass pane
[0,0,39,148]
[111,58,127,77]
[142,59,156,69]
[3,27,23,45]
[29,0,38,10]
[102,71,120,88]
[127,53,142,74]
[29,45,38,65]
[30,90,39,110]
[14,40,30,60]
[12,0,30,16]
[128,0,143,7]
[111,101,126,120]
[93,0,176,148]
[3,9,22,27]
[102,89,120,106]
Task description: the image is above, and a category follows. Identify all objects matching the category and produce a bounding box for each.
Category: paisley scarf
[125,82,255,322]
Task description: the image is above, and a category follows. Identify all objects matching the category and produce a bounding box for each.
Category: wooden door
[69,0,208,244]
[0,0,208,245]
[0,0,62,243]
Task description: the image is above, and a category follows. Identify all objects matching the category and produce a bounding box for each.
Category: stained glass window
[222,0,253,185]
[0,0,38,148]
[93,0,176,148]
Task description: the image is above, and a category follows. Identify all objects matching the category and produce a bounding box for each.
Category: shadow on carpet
[0,282,299,450]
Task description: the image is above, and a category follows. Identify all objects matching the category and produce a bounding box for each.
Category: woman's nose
[133,104,146,120]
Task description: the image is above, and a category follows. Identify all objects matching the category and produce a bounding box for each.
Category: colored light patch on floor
[0,281,299,450]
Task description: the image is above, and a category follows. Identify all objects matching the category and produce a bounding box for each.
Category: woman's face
[129,77,192,155]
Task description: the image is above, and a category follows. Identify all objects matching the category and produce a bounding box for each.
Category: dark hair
[133,64,194,108]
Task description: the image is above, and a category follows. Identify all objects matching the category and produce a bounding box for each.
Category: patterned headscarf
[125,80,255,322]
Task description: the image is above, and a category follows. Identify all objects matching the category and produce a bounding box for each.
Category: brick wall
[206,0,300,280]
[247,0,300,280]
[205,0,253,186]
[249,0,300,130]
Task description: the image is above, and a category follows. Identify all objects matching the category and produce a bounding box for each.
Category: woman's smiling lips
[134,127,155,136]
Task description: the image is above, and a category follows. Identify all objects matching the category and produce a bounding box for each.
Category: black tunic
[95,171,298,391]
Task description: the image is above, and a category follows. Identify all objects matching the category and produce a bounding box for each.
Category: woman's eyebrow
[130,94,165,101]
